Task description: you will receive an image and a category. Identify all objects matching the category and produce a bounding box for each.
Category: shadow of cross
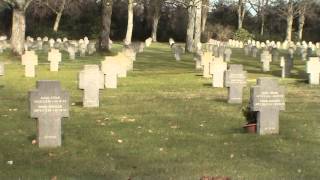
[225,64,247,104]
[306,57,320,85]
[29,81,69,148]
[79,65,104,107]
[250,78,285,135]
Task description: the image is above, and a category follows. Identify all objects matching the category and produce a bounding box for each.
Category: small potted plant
[242,105,257,133]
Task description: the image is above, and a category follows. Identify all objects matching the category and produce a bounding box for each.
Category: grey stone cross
[250,78,285,135]
[29,81,69,148]
[225,65,247,104]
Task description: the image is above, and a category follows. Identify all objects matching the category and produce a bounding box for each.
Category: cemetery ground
[0,43,319,179]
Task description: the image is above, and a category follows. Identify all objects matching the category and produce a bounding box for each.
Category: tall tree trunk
[201,0,209,33]
[260,12,265,35]
[53,12,62,32]
[99,0,113,52]
[151,9,160,42]
[53,0,66,32]
[286,2,293,42]
[11,9,26,55]
[185,3,196,53]
[124,0,134,45]
[238,0,243,29]
[194,0,202,52]
[298,5,306,41]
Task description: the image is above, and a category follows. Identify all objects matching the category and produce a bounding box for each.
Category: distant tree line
[0,0,320,54]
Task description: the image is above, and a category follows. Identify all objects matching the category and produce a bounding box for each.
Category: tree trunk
[99,0,113,52]
[237,0,246,30]
[151,11,160,42]
[260,13,265,36]
[298,5,306,41]
[53,0,66,32]
[194,0,202,52]
[185,3,196,53]
[11,9,26,55]
[53,12,62,32]
[124,0,134,45]
[238,0,243,29]
[286,2,293,42]
[201,0,209,33]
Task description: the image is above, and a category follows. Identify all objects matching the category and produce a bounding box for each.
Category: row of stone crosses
[243,40,320,85]
[167,38,287,138]
[0,36,153,149]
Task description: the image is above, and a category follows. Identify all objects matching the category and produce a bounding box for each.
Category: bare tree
[2,0,34,55]
[237,0,247,29]
[248,0,269,35]
[186,1,196,52]
[201,0,209,33]
[194,0,202,51]
[99,0,113,52]
[124,0,134,45]
[150,0,164,42]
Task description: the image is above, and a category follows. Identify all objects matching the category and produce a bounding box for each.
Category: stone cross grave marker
[224,48,232,62]
[260,50,272,72]
[218,46,225,58]
[250,78,285,135]
[29,80,69,148]
[271,48,279,61]
[101,59,122,88]
[87,42,96,55]
[288,47,295,58]
[172,44,183,61]
[213,45,219,57]
[210,57,227,87]
[123,47,136,62]
[280,55,293,78]
[201,52,212,78]
[194,51,203,70]
[244,45,249,56]
[117,52,133,73]
[145,37,152,47]
[0,62,4,76]
[306,57,320,85]
[49,39,55,48]
[252,46,258,58]
[67,46,76,60]
[22,51,38,77]
[79,40,87,57]
[48,49,62,72]
[79,65,104,107]
[225,64,247,104]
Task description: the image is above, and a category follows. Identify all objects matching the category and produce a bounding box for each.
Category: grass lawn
[0,43,319,179]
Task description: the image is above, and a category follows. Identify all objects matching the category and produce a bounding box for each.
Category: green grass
[0,43,319,179]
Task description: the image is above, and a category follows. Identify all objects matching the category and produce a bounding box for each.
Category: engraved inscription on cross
[306,57,320,85]
[225,64,247,104]
[29,81,69,148]
[250,78,285,135]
